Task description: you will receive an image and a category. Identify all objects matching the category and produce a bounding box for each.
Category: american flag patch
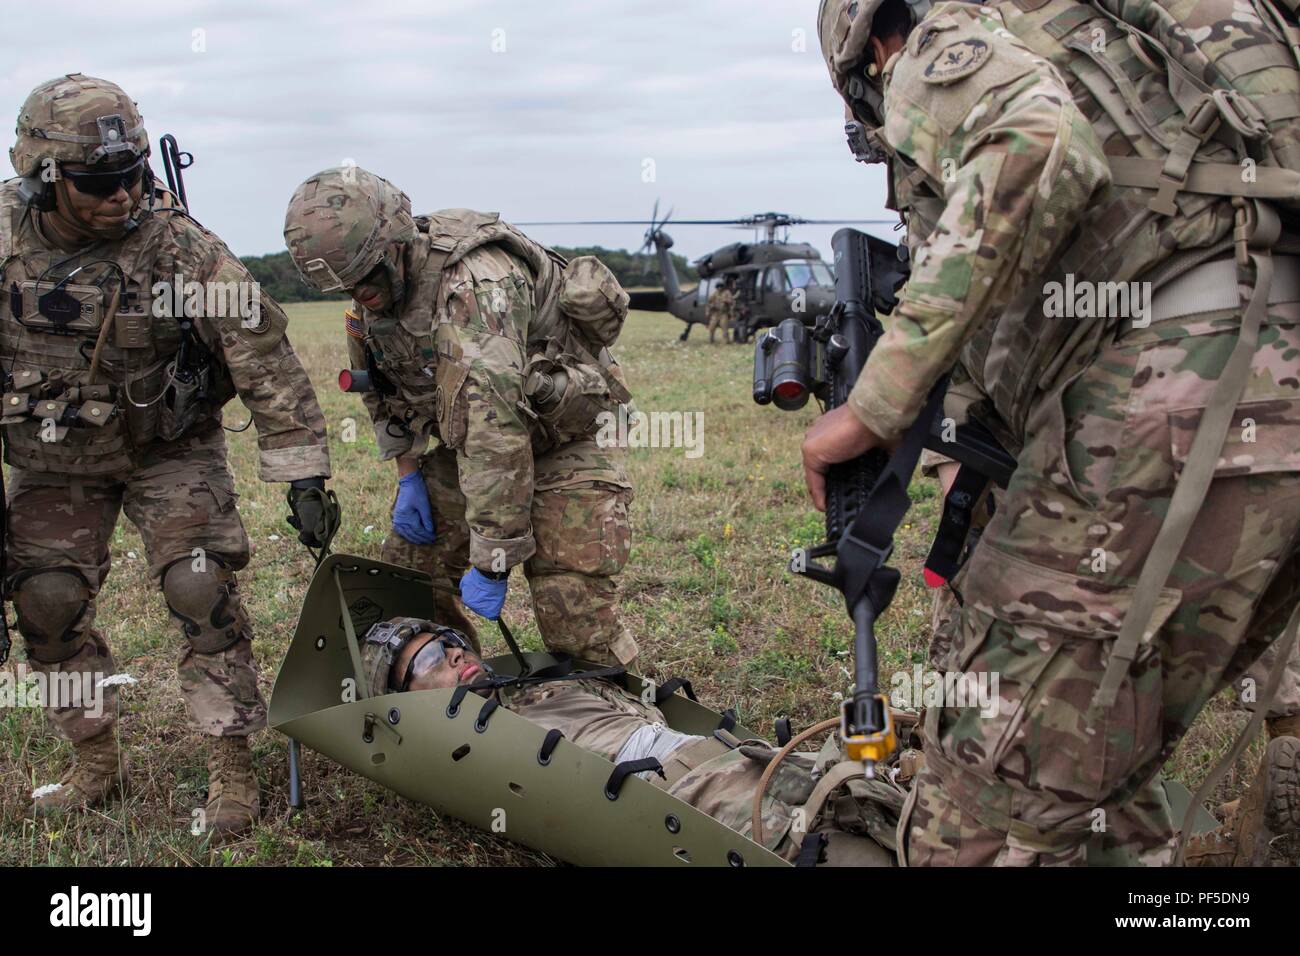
[345,310,364,339]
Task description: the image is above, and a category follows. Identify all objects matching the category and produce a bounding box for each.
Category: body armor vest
[363,208,629,450]
[0,181,217,476]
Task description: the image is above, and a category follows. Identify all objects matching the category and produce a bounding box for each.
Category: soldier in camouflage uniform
[360,617,913,864]
[284,167,638,666]
[1,75,335,832]
[810,1,1300,864]
[705,275,738,344]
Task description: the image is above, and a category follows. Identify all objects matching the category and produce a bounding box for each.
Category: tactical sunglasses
[62,157,146,198]
[397,630,474,692]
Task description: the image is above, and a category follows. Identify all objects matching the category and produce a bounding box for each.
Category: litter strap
[795,832,828,868]
[537,729,564,765]
[775,718,793,747]
[717,708,737,733]
[654,677,697,705]
[474,696,500,732]
[604,758,665,799]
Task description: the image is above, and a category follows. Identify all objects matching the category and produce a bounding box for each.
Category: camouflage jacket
[0,179,331,481]
[856,0,1238,444]
[347,210,628,569]
[706,287,737,319]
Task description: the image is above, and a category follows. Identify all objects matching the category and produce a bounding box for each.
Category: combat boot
[1186,735,1300,866]
[31,727,129,816]
[1234,733,1300,865]
[1268,714,1300,741]
[205,736,260,836]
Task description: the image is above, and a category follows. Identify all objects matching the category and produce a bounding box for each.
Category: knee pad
[12,569,92,664]
[162,558,246,654]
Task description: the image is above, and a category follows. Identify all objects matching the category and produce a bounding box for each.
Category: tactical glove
[393,471,437,545]
[460,567,508,620]
[286,477,341,551]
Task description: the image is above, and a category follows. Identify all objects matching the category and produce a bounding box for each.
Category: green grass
[0,305,1286,865]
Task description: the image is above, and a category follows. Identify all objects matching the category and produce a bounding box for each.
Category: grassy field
[0,303,1287,866]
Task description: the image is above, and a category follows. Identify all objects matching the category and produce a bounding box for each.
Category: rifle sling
[836,380,947,615]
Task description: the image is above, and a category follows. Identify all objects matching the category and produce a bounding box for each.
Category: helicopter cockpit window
[696,278,714,306]
[763,267,789,295]
[785,262,834,289]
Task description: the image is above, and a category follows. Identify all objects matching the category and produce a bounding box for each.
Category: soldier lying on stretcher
[360,617,923,866]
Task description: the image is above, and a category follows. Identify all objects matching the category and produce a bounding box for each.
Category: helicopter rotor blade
[513,217,897,227]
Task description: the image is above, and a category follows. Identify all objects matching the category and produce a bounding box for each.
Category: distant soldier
[808,0,1300,866]
[284,167,638,667]
[705,275,738,344]
[1,75,336,832]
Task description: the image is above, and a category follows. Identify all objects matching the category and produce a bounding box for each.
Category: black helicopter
[519,205,892,342]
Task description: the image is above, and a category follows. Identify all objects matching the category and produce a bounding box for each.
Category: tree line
[240,246,698,303]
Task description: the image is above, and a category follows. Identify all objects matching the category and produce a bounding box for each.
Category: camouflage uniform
[1,76,331,749]
[819,2,1300,864]
[499,678,903,864]
[286,171,637,665]
[705,284,737,343]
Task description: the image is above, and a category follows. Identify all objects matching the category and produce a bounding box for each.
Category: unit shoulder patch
[922,37,992,85]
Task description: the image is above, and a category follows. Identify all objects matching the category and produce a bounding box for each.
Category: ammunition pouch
[0,369,134,473]
[523,342,629,445]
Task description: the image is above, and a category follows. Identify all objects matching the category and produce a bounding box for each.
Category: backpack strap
[1108,155,1300,203]
[1091,198,1281,716]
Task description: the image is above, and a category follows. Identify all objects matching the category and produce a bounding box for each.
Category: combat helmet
[283,165,418,301]
[10,73,150,210]
[359,618,479,699]
[817,0,931,162]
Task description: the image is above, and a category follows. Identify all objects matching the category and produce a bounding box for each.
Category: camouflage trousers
[4,425,264,742]
[382,441,638,666]
[706,307,734,343]
[906,297,1300,866]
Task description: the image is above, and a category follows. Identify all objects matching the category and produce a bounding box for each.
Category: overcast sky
[3,0,898,263]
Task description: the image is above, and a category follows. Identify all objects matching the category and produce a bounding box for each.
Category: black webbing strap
[654,677,697,705]
[446,683,473,718]
[474,696,500,732]
[718,708,738,733]
[775,718,793,747]
[537,729,564,765]
[836,383,946,615]
[604,758,665,799]
[447,663,629,719]
[795,832,828,868]
[923,465,990,587]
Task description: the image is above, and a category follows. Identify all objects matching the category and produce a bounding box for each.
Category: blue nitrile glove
[392,472,436,544]
[460,567,508,620]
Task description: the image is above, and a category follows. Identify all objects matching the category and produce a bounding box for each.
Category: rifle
[753,227,1016,776]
